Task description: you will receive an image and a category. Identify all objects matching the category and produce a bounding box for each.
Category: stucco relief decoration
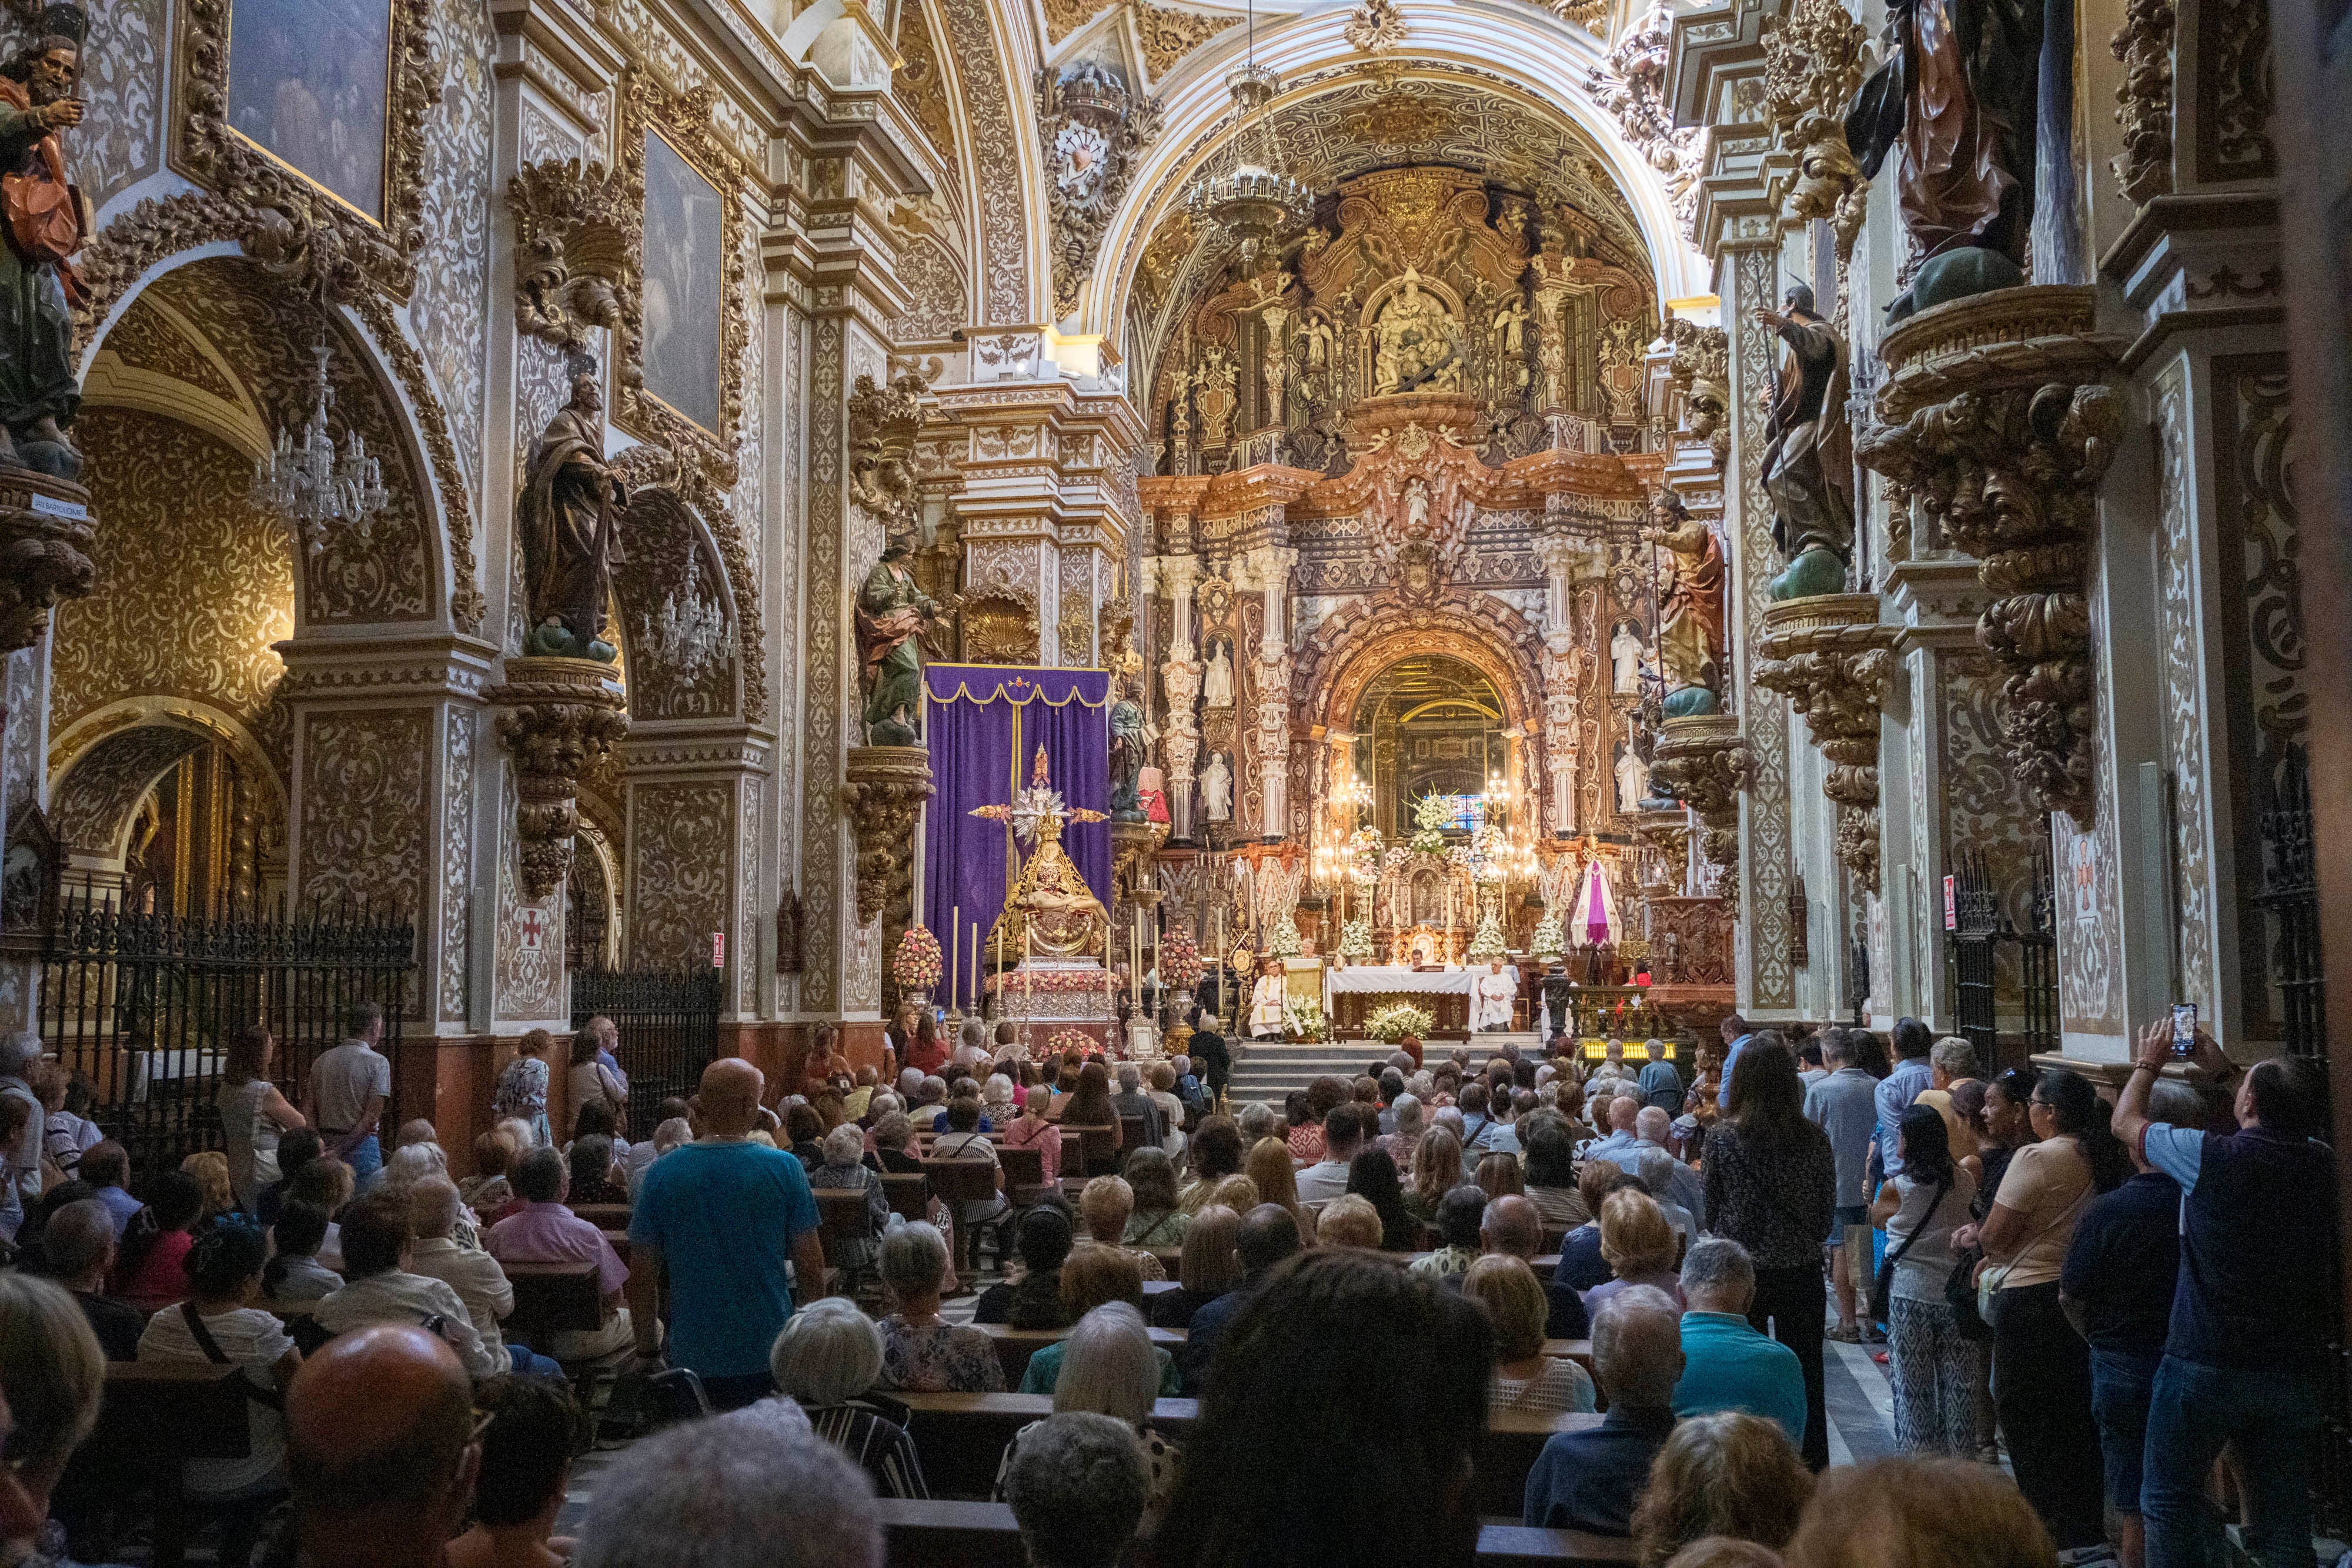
[1759,0,1869,265]
[1649,714,1750,902]
[1591,0,1705,242]
[508,158,630,353]
[1753,595,1896,888]
[494,765,563,1021]
[486,658,629,901]
[928,0,1030,323]
[1859,287,2123,825]
[1664,317,1730,469]
[608,442,768,725]
[1038,62,1160,321]
[299,707,430,913]
[2109,0,2174,203]
[613,68,749,487]
[1345,420,1476,601]
[60,0,162,213]
[439,709,471,1022]
[628,780,733,968]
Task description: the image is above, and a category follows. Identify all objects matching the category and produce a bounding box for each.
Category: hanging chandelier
[1182,0,1312,261]
[250,339,387,556]
[640,550,728,680]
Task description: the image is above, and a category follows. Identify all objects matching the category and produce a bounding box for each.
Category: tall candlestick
[1214,909,1224,1020]
[950,906,961,1011]
[970,922,980,1017]
[995,924,1004,1017]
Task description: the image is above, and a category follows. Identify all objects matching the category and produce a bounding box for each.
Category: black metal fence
[571,964,723,1135]
[40,887,416,1174]
[2260,743,2326,1059]
[1947,845,2059,1077]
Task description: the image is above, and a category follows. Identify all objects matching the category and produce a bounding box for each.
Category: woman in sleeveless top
[216,1025,305,1215]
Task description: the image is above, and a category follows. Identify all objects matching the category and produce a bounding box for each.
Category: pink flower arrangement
[1045,1028,1098,1058]
[893,926,943,991]
[1160,927,1204,989]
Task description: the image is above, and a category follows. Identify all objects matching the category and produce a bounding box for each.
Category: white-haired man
[1523,1285,1683,1534]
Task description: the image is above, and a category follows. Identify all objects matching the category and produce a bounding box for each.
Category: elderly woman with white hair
[380,1139,480,1248]
[769,1296,929,1499]
[981,1072,1018,1126]
[875,1222,1004,1392]
[1109,1063,1167,1152]
[991,1300,1181,1527]
[807,1123,888,1289]
[1377,1092,1425,1175]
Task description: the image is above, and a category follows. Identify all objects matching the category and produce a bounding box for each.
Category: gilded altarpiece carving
[1732,245,1795,1009]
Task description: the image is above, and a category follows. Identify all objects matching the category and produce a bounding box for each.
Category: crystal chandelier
[250,339,387,556]
[639,550,727,680]
[1182,0,1312,261]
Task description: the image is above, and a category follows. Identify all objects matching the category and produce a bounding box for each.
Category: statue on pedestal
[1110,660,1147,821]
[1372,270,1462,395]
[1201,750,1234,823]
[517,367,627,661]
[856,541,941,745]
[1755,285,1854,601]
[974,745,1110,959]
[0,9,88,479]
[1202,639,1234,708]
[1611,623,1645,692]
[1643,491,1728,712]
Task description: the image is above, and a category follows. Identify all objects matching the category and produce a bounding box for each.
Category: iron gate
[571,964,722,1135]
[40,887,416,1174]
[1946,845,2059,1077]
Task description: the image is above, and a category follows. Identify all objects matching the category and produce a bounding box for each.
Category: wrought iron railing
[571,963,723,1135]
[40,885,415,1174]
[1947,844,2058,1076]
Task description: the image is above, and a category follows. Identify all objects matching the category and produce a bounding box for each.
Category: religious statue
[517,367,628,661]
[855,541,942,745]
[973,745,1111,958]
[0,9,89,479]
[1301,315,1336,373]
[1615,741,1651,814]
[1755,285,1854,600]
[1491,296,1530,355]
[1109,665,1148,821]
[1403,476,1432,534]
[1611,623,1645,693]
[1201,750,1234,822]
[1642,491,1728,712]
[1844,0,2040,305]
[1471,957,1517,1033]
[1202,638,1235,708]
[1372,269,1462,395]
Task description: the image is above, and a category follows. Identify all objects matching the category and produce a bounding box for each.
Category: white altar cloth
[1324,965,1518,999]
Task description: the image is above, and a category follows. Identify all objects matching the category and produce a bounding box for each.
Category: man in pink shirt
[484,1146,635,1360]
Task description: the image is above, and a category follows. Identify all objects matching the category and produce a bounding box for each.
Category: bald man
[1466,1193,1588,1339]
[627,1057,825,1408]
[285,1326,479,1568]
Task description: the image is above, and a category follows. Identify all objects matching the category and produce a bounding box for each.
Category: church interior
[2,0,2351,1559]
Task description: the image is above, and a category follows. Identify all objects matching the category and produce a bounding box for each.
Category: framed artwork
[223,0,392,220]
[614,68,749,484]
[639,131,724,433]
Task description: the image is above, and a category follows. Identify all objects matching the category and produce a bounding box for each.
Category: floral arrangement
[1284,998,1329,1042]
[1347,826,1385,885]
[1160,925,1203,989]
[1409,792,1452,858]
[987,967,1124,994]
[1366,1002,1436,1043]
[1265,911,1302,958]
[1045,1028,1098,1057]
[1468,910,1507,961]
[1530,907,1564,958]
[1338,915,1376,959]
[893,926,943,991]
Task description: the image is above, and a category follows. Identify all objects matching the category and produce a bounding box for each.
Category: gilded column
[1153,553,1204,843]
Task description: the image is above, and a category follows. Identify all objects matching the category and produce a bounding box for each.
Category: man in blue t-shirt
[2113,1022,2337,1568]
[1713,1014,1752,1110]
[629,1057,823,1409]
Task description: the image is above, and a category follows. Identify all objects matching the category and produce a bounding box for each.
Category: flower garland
[1160,926,1204,989]
[1044,1028,1098,1058]
[1366,1002,1435,1042]
[893,926,943,991]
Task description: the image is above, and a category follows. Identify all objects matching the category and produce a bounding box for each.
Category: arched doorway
[1351,654,1507,843]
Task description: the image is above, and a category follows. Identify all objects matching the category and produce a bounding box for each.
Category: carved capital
[1651,713,1750,904]
[487,657,631,901]
[0,472,94,656]
[1754,594,1896,888]
[840,745,934,929]
[508,158,633,353]
[1860,287,2124,825]
[1762,0,1871,261]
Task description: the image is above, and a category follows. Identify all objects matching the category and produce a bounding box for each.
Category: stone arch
[607,448,768,725]
[49,706,288,881]
[75,250,453,633]
[1301,594,1548,740]
[609,485,746,723]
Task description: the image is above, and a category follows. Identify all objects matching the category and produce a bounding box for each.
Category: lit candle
[970,922,980,1015]
[950,905,961,1011]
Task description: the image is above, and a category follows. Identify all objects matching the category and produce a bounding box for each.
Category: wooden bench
[812,1187,881,1265]
[889,1392,1601,1514]
[871,1502,1635,1568]
[881,1172,931,1224]
[569,1201,630,1230]
[502,1260,604,1348]
[56,1363,255,1568]
[968,1320,1184,1387]
[995,1144,1048,1206]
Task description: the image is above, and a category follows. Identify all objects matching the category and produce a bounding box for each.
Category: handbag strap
[1880,1175,1953,1271]
[182,1302,285,1411]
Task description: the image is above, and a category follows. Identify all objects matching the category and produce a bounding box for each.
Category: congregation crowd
[0,996,2334,1568]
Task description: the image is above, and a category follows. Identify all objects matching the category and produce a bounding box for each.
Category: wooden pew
[968,1320,1184,1388]
[55,1363,253,1568]
[889,1392,1599,1513]
[996,1144,1048,1206]
[812,1187,881,1264]
[881,1172,931,1225]
[871,1500,1635,1567]
[502,1260,604,1349]
[569,1202,630,1230]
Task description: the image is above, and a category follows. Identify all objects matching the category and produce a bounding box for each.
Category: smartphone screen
[2170,1002,2197,1058]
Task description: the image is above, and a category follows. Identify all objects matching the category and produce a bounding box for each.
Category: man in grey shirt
[305,1001,392,1191]
[1803,1028,1880,1342]
[0,1030,46,1220]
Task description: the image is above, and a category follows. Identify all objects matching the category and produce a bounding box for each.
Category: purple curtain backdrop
[922,666,1110,1005]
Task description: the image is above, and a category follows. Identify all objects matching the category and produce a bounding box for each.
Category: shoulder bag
[180,1301,285,1410]
[1969,1172,2092,1325]
[1868,1175,1950,1324]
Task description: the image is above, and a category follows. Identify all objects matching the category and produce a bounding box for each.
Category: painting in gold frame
[639,130,724,435]
[223,0,394,224]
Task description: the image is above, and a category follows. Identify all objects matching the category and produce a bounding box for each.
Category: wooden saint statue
[517,367,627,661]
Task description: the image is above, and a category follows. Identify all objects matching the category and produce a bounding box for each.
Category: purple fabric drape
[921,666,1110,1005]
